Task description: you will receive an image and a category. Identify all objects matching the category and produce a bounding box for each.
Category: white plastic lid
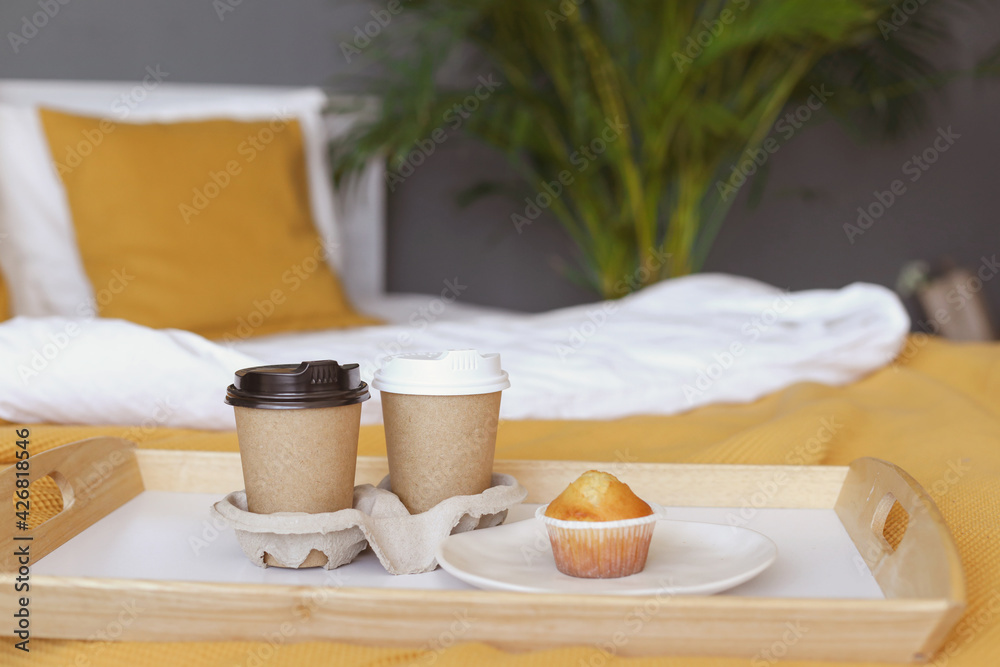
[372,349,510,396]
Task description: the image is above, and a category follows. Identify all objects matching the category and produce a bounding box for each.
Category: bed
[0,80,996,667]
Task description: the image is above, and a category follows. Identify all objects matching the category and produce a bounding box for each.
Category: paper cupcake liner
[536,504,662,579]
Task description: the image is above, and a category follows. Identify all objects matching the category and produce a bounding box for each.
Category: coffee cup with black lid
[225,360,369,525]
[372,350,510,514]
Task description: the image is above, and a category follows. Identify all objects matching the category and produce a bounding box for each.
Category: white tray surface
[34,491,884,599]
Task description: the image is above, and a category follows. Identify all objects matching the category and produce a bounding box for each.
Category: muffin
[537,470,658,578]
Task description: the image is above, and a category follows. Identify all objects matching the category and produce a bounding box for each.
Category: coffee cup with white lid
[372,350,509,514]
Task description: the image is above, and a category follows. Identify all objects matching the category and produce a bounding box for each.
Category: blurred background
[2,0,998,334]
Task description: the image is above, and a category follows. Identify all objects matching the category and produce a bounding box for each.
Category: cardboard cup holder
[211,473,527,575]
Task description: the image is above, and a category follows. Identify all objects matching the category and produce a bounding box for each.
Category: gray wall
[2,0,998,321]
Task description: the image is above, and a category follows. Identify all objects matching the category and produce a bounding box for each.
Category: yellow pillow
[39,108,378,341]
[0,273,9,321]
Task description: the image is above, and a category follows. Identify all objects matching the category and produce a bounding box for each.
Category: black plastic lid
[225,360,370,409]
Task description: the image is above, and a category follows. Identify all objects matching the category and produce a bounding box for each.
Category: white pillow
[0,83,342,317]
[0,105,90,316]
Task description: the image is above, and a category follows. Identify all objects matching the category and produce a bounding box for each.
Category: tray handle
[835,458,966,659]
[1,436,144,571]
[835,457,965,603]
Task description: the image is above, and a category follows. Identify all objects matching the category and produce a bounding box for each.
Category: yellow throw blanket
[3,337,999,666]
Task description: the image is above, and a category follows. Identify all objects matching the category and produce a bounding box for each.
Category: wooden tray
[0,437,965,662]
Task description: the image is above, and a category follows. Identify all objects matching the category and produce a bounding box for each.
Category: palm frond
[330,0,997,296]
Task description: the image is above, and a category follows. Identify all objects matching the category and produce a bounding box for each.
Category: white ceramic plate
[436,517,778,595]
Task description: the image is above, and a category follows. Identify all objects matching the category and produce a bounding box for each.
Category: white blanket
[0,274,910,430]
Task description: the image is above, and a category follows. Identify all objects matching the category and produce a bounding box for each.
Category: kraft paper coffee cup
[226,360,369,567]
[373,350,509,514]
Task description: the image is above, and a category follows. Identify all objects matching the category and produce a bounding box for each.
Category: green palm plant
[331,0,989,298]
